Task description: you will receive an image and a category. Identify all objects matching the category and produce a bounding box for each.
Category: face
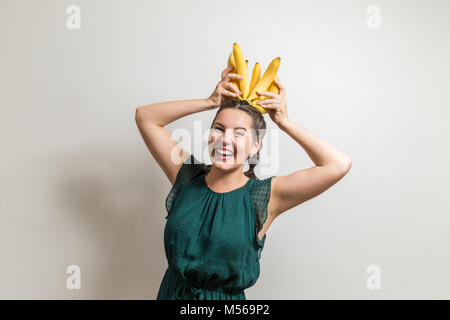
[208,108,260,170]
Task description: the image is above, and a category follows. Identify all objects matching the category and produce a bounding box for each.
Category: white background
[1,0,449,299]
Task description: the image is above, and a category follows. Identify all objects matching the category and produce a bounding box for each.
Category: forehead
[214,108,253,128]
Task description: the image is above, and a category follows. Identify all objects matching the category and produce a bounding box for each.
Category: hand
[207,66,243,108]
[254,79,289,128]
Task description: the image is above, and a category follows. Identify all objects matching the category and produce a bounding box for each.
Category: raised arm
[135,66,242,186]
[269,119,352,217]
[253,80,352,220]
[135,98,214,185]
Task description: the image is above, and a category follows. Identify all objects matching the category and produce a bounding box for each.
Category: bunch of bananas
[227,42,281,114]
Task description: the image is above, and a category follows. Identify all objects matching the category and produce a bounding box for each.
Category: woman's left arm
[255,80,352,218]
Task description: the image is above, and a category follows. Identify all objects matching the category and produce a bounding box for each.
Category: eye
[213,127,245,136]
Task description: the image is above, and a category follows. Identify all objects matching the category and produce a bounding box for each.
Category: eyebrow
[214,122,247,131]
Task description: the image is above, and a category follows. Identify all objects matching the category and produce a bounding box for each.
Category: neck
[205,165,249,189]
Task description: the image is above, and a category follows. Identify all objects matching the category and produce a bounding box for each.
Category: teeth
[216,149,233,156]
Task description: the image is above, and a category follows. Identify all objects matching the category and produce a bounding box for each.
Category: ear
[250,138,261,156]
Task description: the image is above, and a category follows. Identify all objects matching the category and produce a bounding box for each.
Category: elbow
[330,158,352,176]
[135,106,160,127]
[135,106,144,124]
[341,158,352,174]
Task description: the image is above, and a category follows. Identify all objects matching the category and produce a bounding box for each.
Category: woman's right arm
[135,98,215,186]
[136,66,242,185]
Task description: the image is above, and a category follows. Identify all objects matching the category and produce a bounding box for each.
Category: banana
[232,43,250,99]
[245,60,249,95]
[250,74,281,113]
[268,74,281,95]
[227,52,241,99]
[249,62,261,96]
[256,74,280,102]
[247,57,280,102]
[225,43,281,113]
[248,100,268,114]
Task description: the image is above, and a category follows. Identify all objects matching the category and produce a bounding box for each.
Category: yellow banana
[232,43,250,99]
[268,74,281,94]
[244,60,249,97]
[227,52,241,99]
[249,62,261,96]
[245,60,249,94]
[247,57,280,102]
[225,43,281,113]
[250,74,281,113]
[256,74,280,102]
[248,100,268,114]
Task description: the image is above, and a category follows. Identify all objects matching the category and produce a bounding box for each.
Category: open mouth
[214,148,234,160]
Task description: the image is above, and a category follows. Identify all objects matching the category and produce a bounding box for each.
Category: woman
[135,66,352,300]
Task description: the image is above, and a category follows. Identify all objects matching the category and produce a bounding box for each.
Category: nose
[222,129,234,143]
[211,129,233,151]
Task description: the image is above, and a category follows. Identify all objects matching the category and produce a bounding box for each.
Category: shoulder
[177,154,207,182]
[248,175,275,193]
[247,175,276,210]
[165,154,207,215]
[248,175,278,218]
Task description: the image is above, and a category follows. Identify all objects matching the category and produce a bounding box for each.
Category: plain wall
[1,0,449,299]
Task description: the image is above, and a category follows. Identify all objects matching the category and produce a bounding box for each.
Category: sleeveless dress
[156,154,276,300]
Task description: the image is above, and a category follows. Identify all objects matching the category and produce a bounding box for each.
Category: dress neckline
[202,173,251,195]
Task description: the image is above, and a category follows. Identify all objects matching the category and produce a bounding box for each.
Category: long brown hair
[203,99,267,180]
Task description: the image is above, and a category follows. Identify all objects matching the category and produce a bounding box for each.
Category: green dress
[156,154,275,300]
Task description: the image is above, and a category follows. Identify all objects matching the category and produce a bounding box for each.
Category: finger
[256,99,281,107]
[256,103,278,109]
[219,82,240,96]
[256,90,278,99]
[223,81,241,95]
[222,88,240,98]
[274,79,286,96]
[255,98,280,105]
[226,73,243,81]
[221,66,234,79]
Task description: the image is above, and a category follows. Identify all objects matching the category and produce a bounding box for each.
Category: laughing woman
[135,66,352,300]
